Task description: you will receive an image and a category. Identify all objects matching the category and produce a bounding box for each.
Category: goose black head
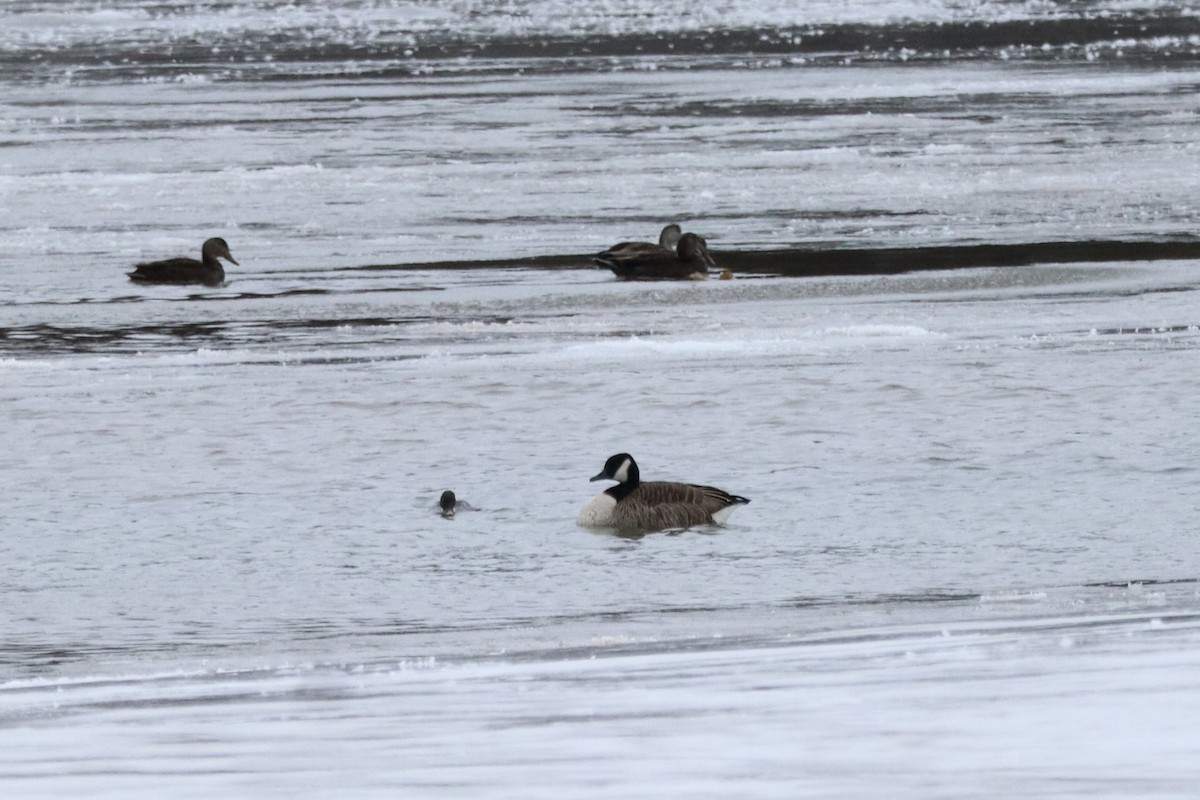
[590,453,640,486]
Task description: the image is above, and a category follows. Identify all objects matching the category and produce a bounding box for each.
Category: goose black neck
[606,459,640,500]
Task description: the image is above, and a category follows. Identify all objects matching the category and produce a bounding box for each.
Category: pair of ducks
[593,224,720,281]
[126,224,723,287]
[441,455,750,533]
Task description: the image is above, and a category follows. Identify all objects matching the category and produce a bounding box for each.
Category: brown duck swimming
[594,231,714,281]
[128,237,238,286]
[577,453,750,532]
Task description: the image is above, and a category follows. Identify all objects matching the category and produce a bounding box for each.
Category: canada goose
[439,490,457,518]
[577,453,749,532]
[127,237,237,287]
[595,223,682,266]
[594,232,714,281]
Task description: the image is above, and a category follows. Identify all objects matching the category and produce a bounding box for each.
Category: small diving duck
[128,237,238,287]
[594,231,715,281]
[578,453,750,533]
[439,490,458,518]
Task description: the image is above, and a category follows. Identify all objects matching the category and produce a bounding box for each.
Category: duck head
[202,237,239,265]
[439,490,457,517]
[658,224,683,250]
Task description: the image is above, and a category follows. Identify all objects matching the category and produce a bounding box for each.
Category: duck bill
[589,472,608,482]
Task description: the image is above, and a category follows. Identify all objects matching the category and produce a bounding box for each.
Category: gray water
[2,1,1200,797]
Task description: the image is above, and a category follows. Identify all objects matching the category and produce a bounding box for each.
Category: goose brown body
[607,480,744,529]
[128,237,237,287]
[578,453,749,532]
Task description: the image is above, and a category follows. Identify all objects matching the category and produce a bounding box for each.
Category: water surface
[2,1,1200,797]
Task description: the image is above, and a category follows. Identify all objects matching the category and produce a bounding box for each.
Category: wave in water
[2,2,1198,82]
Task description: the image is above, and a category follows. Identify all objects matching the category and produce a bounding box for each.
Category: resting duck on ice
[128,237,238,287]
[577,453,749,533]
[594,231,715,281]
[595,223,682,264]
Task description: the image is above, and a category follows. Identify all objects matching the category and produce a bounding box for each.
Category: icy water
[3,1,1200,797]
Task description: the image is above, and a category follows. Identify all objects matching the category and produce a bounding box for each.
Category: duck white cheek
[577,494,617,527]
